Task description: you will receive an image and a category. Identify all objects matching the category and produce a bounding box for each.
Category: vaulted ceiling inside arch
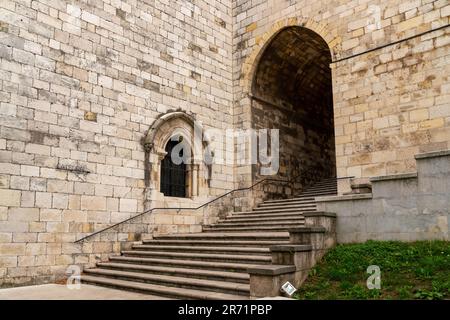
[253,27,333,118]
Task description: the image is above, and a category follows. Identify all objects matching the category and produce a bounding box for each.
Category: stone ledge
[270,244,312,252]
[288,226,326,233]
[303,212,337,218]
[415,149,450,160]
[352,183,371,188]
[315,194,373,202]
[370,172,418,182]
[247,264,296,276]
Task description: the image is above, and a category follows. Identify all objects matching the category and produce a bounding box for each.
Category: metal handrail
[74,175,348,243]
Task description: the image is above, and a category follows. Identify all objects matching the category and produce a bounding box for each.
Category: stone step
[96,262,250,283]
[301,190,337,197]
[258,200,316,207]
[301,187,337,192]
[250,204,317,213]
[228,211,306,219]
[202,224,304,232]
[263,197,316,204]
[220,215,304,223]
[132,244,270,255]
[298,191,337,197]
[306,181,337,187]
[252,204,316,211]
[302,188,337,194]
[141,239,289,247]
[306,181,337,186]
[207,220,305,228]
[109,256,261,272]
[232,207,316,215]
[299,188,337,192]
[153,231,289,241]
[314,178,337,182]
[258,200,316,206]
[79,180,338,299]
[121,250,272,263]
[83,268,250,296]
[305,181,337,186]
[81,275,247,300]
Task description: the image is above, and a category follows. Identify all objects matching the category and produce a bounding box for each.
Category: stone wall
[316,150,450,243]
[233,0,450,187]
[0,0,234,287]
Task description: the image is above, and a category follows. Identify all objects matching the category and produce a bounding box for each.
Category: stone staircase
[81,178,338,299]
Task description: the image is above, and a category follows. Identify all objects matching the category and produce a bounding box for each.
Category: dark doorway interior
[160,139,187,197]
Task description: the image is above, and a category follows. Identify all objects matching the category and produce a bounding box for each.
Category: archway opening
[252,26,336,190]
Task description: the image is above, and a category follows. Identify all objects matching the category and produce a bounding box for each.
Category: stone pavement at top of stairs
[0,284,171,300]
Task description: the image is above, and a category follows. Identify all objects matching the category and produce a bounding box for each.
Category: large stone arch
[240,17,342,95]
[239,18,340,197]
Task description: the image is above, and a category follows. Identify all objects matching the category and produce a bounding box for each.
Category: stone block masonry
[0,0,449,288]
[316,150,450,243]
[233,0,450,188]
[0,0,234,287]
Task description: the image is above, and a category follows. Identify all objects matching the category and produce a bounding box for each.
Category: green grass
[294,240,450,300]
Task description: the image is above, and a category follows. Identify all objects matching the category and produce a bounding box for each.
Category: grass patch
[294,240,450,300]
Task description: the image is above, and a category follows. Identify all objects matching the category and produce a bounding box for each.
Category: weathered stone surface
[317,151,450,243]
[84,112,97,122]
[0,0,448,289]
[0,189,21,207]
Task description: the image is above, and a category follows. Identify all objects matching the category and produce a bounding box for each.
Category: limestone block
[18,256,35,267]
[55,255,74,265]
[154,214,173,225]
[81,195,106,210]
[35,255,56,266]
[21,165,40,177]
[0,233,12,242]
[81,11,100,26]
[46,222,69,233]
[92,242,113,254]
[19,190,34,208]
[62,210,86,222]
[25,243,46,256]
[61,243,82,255]
[119,198,137,212]
[0,243,25,255]
[0,189,21,206]
[35,192,52,208]
[68,195,81,210]
[87,211,110,223]
[52,193,68,209]
[40,209,61,222]
[8,208,39,221]
[28,221,45,232]
[0,256,17,268]
[13,232,37,242]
